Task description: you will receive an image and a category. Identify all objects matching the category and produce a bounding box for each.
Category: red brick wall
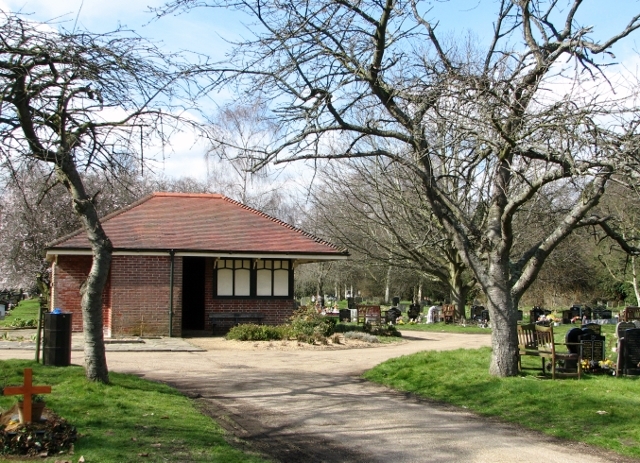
[52,254,183,337]
[51,255,112,332]
[51,254,293,336]
[51,255,92,332]
[204,257,295,331]
[110,255,182,337]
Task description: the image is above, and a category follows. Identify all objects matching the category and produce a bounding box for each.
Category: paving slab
[0,329,204,352]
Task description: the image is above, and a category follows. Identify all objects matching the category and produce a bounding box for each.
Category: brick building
[45,193,348,337]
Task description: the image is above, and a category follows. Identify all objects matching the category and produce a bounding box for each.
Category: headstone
[622,329,640,376]
[530,306,546,323]
[407,303,421,320]
[426,306,439,324]
[386,307,401,324]
[471,305,485,321]
[579,328,605,363]
[617,322,636,338]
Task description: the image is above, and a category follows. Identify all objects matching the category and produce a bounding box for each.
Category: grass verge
[0,299,40,328]
[397,322,491,334]
[0,360,268,463]
[364,347,640,459]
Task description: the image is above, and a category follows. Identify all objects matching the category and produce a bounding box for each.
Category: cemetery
[1,0,640,460]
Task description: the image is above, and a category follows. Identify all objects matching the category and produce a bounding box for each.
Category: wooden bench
[209,312,264,334]
[442,304,456,323]
[517,323,543,373]
[357,305,382,325]
[518,324,582,379]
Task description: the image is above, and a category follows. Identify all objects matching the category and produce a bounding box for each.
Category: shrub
[288,306,336,337]
[225,324,288,341]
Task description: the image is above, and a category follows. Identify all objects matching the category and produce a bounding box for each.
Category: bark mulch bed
[0,404,77,458]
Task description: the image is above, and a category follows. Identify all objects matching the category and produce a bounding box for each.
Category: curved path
[0,331,635,462]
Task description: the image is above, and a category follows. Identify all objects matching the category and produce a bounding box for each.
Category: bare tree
[207,101,298,220]
[590,183,640,305]
[312,158,475,315]
[0,14,200,382]
[160,0,640,376]
[0,168,145,289]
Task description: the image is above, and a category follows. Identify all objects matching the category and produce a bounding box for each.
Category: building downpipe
[169,249,175,337]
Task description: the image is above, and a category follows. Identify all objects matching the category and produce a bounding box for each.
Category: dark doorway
[182,257,206,330]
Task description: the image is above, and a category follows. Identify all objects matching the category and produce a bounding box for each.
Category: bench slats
[517,323,582,379]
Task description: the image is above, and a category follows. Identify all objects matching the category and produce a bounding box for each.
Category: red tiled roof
[47,193,347,256]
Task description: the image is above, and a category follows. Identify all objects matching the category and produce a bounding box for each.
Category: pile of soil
[0,404,77,457]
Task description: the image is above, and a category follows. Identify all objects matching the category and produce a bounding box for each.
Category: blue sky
[2,0,639,181]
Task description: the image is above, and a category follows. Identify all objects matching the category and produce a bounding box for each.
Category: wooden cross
[3,368,51,423]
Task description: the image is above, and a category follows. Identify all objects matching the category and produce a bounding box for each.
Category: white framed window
[216,259,251,296]
[215,259,291,297]
[256,260,290,296]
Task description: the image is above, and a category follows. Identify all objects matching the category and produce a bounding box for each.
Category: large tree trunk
[384,264,392,303]
[632,256,640,306]
[56,162,111,383]
[485,259,519,377]
[448,259,468,320]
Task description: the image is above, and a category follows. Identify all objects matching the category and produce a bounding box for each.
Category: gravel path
[0,330,636,463]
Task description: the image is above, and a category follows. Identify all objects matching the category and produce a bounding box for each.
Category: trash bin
[43,311,72,366]
[339,309,351,322]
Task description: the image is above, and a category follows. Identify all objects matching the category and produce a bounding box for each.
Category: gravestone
[407,303,421,320]
[386,307,401,324]
[579,328,605,363]
[621,328,640,376]
[470,305,485,322]
[530,306,550,323]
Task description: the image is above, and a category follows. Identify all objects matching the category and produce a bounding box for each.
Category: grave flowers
[580,358,616,375]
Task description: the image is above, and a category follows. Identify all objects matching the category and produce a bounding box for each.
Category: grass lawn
[0,299,40,328]
[364,347,640,459]
[397,322,492,335]
[0,360,268,463]
[398,320,618,347]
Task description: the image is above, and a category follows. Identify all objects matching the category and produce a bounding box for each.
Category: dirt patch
[185,335,404,351]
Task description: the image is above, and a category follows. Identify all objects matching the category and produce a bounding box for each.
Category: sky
[1,0,639,181]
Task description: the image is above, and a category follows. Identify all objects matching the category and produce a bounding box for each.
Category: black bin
[43,312,72,366]
[339,309,351,322]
